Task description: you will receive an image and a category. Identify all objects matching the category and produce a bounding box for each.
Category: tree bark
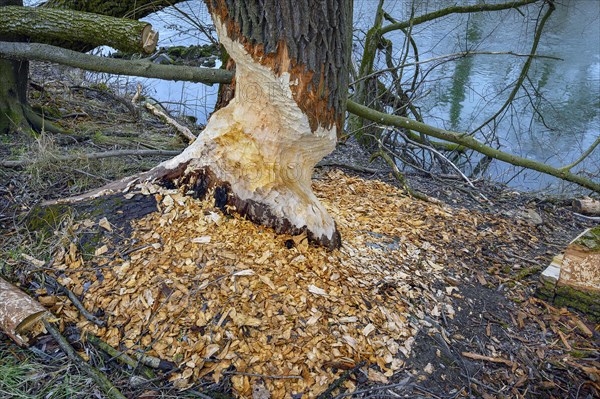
[0,0,28,134]
[572,198,600,215]
[41,0,188,20]
[0,6,158,54]
[0,276,49,346]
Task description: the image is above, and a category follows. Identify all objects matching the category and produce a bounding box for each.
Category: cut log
[572,197,600,215]
[0,6,158,54]
[0,276,49,346]
[538,227,600,321]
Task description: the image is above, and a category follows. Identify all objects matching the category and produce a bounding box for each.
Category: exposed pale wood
[572,197,600,215]
[0,276,49,346]
[144,102,196,143]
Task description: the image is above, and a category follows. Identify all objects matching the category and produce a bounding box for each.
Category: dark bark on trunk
[0,0,28,134]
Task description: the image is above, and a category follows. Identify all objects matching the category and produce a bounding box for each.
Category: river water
[28,0,600,193]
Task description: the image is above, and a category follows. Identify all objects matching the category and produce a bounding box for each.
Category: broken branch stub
[0,277,50,346]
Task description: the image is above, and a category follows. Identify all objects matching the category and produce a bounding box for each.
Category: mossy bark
[0,0,28,135]
[0,6,157,54]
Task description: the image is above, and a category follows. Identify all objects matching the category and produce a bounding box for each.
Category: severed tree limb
[41,0,189,21]
[144,102,196,143]
[347,100,600,193]
[0,41,234,84]
[0,276,49,346]
[86,334,155,379]
[1,149,181,168]
[43,320,127,399]
[572,197,600,216]
[0,6,158,54]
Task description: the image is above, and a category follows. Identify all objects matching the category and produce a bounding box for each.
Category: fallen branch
[144,102,196,143]
[0,42,234,84]
[315,160,382,174]
[131,350,176,371]
[33,271,106,327]
[572,197,600,216]
[86,334,155,379]
[222,371,302,380]
[1,149,181,168]
[43,320,127,399]
[347,100,600,193]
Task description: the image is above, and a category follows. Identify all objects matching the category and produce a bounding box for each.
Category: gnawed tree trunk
[158,0,352,248]
[52,0,352,249]
[0,6,158,54]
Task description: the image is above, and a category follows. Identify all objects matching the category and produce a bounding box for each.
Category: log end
[142,25,158,54]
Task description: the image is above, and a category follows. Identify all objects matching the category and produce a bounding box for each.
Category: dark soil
[0,63,598,399]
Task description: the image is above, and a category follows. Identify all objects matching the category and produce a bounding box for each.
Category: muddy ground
[0,62,598,399]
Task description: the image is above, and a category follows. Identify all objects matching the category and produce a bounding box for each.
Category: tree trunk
[51,1,352,248]
[0,0,28,134]
[146,0,352,248]
[0,6,158,54]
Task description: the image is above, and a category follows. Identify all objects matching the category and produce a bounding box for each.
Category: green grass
[0,342,97,399]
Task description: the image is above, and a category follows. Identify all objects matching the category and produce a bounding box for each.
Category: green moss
[573,226,600,251]
[554,285,600,322]
[166,44,219,59]
[536,277,557,302]
[27,204,72,238]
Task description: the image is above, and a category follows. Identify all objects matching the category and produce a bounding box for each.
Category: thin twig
[43,320,127,399]
[33,271,106,327]
[222,371,302,380]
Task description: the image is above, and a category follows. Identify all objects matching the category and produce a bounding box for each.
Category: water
[25,0,600,192]
[352,0,600,192]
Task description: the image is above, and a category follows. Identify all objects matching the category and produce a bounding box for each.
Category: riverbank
[0,62,598,398]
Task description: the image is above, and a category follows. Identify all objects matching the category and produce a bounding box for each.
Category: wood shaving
[47,170,533,398]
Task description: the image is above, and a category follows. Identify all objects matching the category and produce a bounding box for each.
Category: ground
[0,62,598,399]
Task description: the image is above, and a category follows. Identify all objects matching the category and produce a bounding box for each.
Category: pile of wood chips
[45,170,517,397]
